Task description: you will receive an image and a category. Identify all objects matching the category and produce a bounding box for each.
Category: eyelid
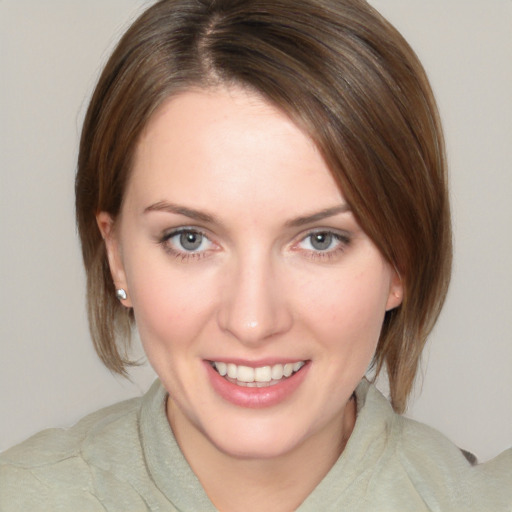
[159,226,218,261]
[160,226,205,240]
[291,228,352,260]
[295,227,351,245]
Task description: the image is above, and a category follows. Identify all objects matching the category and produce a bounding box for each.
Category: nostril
[215,265,293,344]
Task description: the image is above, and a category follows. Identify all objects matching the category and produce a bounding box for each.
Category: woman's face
[98,87,402,461]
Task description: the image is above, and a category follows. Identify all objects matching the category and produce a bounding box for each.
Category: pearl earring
[115,288,128,301]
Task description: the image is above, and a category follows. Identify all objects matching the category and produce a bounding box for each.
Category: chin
[207,426,309,461]
[199,404,331,461]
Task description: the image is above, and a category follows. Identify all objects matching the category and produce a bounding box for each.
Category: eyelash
[159,228,213,261]
[158,228,351,262]
[294,230,351,261]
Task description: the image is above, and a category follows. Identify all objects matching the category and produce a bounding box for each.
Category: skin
[98,86,402,511]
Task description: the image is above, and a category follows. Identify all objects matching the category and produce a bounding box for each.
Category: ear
[385,267,403,312]
[96,212,132,307]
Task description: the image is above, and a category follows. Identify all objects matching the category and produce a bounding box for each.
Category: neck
[168,397,356,512]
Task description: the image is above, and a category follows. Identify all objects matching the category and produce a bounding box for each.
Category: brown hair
[76,0,451,413]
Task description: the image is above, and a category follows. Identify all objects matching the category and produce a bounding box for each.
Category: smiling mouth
[210,361,306,388]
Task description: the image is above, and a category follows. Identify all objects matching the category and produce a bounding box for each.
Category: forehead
[135,86,320,168]
[126,86,344,216]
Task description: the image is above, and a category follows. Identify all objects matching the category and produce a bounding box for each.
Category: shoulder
[360,382,512,511]
[396,414,512,510]
[0,393,145,511]
[0,395,142,466]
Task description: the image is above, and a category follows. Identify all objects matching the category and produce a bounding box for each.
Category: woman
[1,0,510,510]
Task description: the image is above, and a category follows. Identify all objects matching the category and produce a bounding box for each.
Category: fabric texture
[1,379,510,511]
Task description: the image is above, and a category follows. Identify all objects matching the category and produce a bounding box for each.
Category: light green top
[1,379,511,511]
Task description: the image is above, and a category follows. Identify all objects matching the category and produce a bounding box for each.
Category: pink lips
[205,360,309,408]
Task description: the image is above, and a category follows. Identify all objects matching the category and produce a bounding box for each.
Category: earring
[116,288,127,301]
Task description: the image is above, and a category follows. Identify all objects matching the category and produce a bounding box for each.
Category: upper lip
[205,358,308,368]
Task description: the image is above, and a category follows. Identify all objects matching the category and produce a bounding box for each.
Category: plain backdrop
[1,1,511,462]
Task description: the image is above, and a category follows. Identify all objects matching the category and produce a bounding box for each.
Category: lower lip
[205,361,310,409]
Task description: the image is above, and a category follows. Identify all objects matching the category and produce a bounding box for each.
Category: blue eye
[301,231,344,251]
[178,231,204,251]
[160,228,213,259]
[308,232,335,251]
[296,230,351,260]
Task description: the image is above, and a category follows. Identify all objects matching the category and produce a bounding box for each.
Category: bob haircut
[76,0,451,413]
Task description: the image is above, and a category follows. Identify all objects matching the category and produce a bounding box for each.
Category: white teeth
[237,366,255,383]
[283,363,294,377]
[212,361,305,385]
[215,362,227,376]
[293,361,305,372]
[254,366,272,382]
[271,364,284,380]
[227,363,238,379]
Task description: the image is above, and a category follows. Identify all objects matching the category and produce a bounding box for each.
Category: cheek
[123,255,217,352]
[298,267,390,348]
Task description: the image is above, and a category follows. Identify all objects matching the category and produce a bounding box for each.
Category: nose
[217,252,293,346]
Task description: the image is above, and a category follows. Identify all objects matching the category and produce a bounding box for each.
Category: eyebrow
[144,201,216,223]
[285,204,351,227]
[143,201,350,227]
